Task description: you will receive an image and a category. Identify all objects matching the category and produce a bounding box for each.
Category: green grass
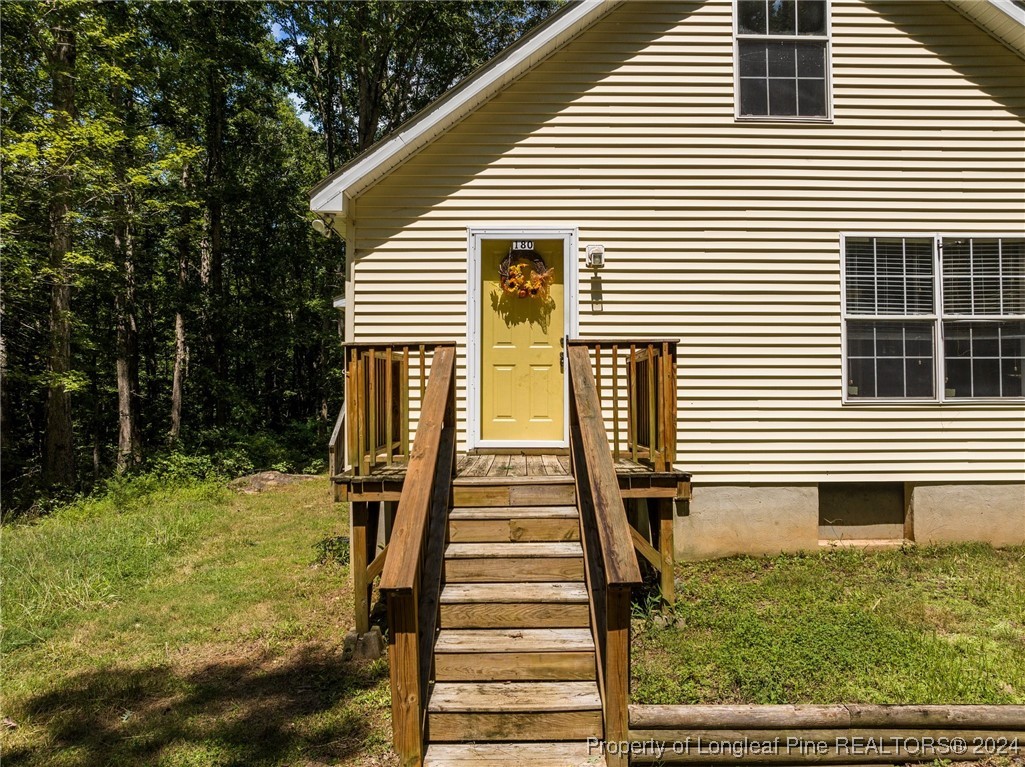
[1,477,395,767]
[5,482,1024,765]
[633,545,1025,705]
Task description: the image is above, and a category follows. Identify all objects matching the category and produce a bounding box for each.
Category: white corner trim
[309,1,619,214]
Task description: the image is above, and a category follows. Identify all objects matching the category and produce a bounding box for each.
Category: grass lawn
[5,479,1024,766]
[1,477,396,767]
[633,544,1025,706]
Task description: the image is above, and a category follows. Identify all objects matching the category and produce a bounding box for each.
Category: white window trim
[840,232,1025,406]
[732,0,835,123]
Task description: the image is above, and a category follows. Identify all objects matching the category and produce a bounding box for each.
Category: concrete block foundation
[676,484,819,560]
[911,483,1024,547]
[676,482,1025,560]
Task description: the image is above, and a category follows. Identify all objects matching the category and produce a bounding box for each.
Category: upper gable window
[735,0,831,120]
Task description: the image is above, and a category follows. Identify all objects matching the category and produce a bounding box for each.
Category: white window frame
[733,0,834,122]
[840,232,1025,405]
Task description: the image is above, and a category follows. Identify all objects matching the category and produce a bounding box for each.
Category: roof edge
[311,0,1024,215]
[943,0,1025,57]
[309,0,621,214]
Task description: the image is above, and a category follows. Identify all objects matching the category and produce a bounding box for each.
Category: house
[313,0,1024,556]
[311,2,1023,763]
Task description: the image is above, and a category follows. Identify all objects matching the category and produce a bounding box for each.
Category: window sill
[735,115,834,124]
[842,397,1025,406]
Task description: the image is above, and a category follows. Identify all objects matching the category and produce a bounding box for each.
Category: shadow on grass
[6,643,390,767]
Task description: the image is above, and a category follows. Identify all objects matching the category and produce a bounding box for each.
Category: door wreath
[499,248,555,300]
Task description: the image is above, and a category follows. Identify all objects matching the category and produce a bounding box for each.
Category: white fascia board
[309,0,618,215]
[944,0,1025,56]
[991,0,1025,26]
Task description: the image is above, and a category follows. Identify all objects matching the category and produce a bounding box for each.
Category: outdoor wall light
[311,215,338,238]
[585,244,606,269]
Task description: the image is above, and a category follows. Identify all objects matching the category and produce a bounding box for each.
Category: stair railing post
[387,588,423,767]
[606,584,632,767]
[352,501,371,635]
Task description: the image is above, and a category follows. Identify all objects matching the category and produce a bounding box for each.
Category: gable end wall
[349,0,1025,484]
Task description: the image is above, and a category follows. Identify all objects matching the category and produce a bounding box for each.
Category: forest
[1,1,559,514]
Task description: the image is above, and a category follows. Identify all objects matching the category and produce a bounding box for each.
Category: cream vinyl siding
[349,0,1025,483]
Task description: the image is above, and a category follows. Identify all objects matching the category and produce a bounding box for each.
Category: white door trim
[466,227,579,450]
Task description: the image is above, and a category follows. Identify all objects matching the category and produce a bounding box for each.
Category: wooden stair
[425,477,606,766]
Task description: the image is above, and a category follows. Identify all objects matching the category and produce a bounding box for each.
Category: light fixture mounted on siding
[585,244,606,269]
[312,214,338,238]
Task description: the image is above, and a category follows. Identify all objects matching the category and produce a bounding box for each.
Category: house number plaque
[511,240,534,251]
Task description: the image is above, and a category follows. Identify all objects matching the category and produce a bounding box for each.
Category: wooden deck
[332,452,691,503]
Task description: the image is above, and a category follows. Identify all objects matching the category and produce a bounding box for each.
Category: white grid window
[735,0,830,119]
[842,235,1025,401]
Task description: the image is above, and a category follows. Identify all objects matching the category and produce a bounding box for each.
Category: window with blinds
[842,235,1025,401]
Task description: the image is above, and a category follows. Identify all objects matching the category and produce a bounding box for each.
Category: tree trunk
[114,196,142,472]
[203,61,228,429]
[169,162,190,446]
[43,24,76,490]
[0,307,8,458]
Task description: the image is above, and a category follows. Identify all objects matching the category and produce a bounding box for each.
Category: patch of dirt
[229,471,321,494]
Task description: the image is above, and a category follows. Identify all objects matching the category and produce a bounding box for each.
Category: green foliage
[632,546,1025,705]
[274,1,561,166]
[313,535,350,567]
[0,1,559,514]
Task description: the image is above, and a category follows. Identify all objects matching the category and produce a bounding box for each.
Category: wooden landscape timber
[626,704,1025,764]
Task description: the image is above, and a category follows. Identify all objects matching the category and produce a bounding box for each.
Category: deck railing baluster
[612,344,620,460]
[385,347,394,466]
[629,345,638,462]
[401,347,410,461]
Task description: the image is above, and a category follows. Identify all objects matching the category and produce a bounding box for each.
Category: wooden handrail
[569,345,644,588]
[567,338,678,470]
[568,344,642,767]
[378,344,456,767]
[380,344,455,592]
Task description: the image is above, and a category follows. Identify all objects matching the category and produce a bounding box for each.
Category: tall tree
[275,1,560,165]
[0,0,559,514]
[42,17,77,489]
[109,4,143,471]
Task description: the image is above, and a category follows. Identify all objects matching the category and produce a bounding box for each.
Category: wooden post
[352,501,371,635]
[419,344,426,406]
[668,343,678,464]
[606,585,632,767]
[368,348,377,472]
[401,347,410,461]
[658,497,675,604]
[612,344,620,460]
[388,590,423,767]
[346,349,356,474]
[385,346,393,465]
[358,352,366,473]
[629,345,637,461]
[647,344,657,468]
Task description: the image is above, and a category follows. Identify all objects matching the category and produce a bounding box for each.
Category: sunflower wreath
[499,249,555,299]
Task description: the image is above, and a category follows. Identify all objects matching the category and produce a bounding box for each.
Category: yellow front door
[481,238,565,442]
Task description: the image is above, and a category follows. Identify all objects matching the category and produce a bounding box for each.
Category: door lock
[560,350,565,372]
